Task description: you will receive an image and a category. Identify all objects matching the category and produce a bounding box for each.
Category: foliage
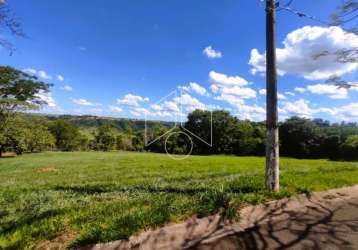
[49,120,83,151]
[92,124,116,151]
[0,115,27,156]
[0,66,51,114]
[340,135,358,160]
[280,117,324,158]
[0,66,52,156]
[0,2,24,53]
[22,116,55,152]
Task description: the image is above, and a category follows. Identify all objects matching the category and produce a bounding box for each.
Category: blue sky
[1,0,358,122]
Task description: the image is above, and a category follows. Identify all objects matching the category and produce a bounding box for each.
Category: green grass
[0,151,358,249]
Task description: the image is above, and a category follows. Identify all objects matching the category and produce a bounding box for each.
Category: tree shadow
[189,197,358,250]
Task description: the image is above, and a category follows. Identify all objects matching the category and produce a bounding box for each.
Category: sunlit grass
[0,151,357,249]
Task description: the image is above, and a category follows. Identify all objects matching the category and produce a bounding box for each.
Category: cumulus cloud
[306,84,348,99]
[151,100,179,113]
[72,98,101,106]
[61,85,73,92]
[179,82,209,96]
[37,70,52,80]
[23,68,52,80]
[109,105,122,113]
[280,99,340,119]
[174,93,206,112]
[209,71,249,87]
[209,71,263,120]
[249,26,358,80]
[130,107,152,117]
[285,91,295,96]
[210,71,256,99]
[117,94,149,107]
[221,86,257,99]
[294,87,306,93]
[57,75,64,81]
[203,46,223,59]
[35,90,56,107]
[337,103,358,121]
[258,89,287,100]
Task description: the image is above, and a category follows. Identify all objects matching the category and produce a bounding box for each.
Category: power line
[278,5,331,25]
[258,0,331,25]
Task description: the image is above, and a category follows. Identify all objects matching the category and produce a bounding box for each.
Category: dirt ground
[81,185,358,250]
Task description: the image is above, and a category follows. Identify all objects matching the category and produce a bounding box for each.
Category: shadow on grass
[53,184,264,196]
[0,208,66,234]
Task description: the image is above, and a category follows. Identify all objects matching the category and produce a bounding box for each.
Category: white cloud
[203,46,223,59]
[209,71,249,87]
[130,107,151,117]
[38,70,52,80]
[72,98,101,106]
[249,26,358,80]
[235,104,266,121]
[174,93,206,112]
[280,99,337,118]
[336,103,358,120]
[61,85,73,92]
[221,86,257,99]
[117,94,149,107]
[23,68,37,75]
[35,90,56,107]
[281,99,314,118]
[258,88,286,99]
[306,84,348,99]
[22,68,52,80]
[109,105,123,113]
[214,93,245,107]
[57,75,64,81]
[151,100,179,113]
[294,87,306,93]
[210,71,256,103]
[179,82,208,96]
[285,91,295,96]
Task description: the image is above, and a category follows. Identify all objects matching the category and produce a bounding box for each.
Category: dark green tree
[0,66,51,156]
[93,125,116,151]
[340,135,358,160]
[280,117,324,159]
[49,120,82,151]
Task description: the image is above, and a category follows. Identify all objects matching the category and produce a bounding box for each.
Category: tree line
[1,110,358,161]
[1,66,357,160]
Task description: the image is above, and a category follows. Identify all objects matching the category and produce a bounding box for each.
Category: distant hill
[31,114,175,132]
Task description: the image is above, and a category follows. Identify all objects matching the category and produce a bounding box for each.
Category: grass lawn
[0,151,358,249]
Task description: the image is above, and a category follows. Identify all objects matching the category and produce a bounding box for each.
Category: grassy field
[0,151,358,249]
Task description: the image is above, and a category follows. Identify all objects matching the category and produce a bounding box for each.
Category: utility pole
[265,0,279,192]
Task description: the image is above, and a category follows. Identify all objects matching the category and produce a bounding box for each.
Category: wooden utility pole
[265,0,279,192]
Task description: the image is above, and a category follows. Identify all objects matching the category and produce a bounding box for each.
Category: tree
[23,116,55,152]
[317,1,358,88]
[0,115,26,156]
[232,121,264,156]
[184,110,237,155]
[0,66,51,118]
[280,117,323,159]
[93,125,116,151]
[0,1,24,53]
[49,120,82,151]
[0,66,51,156]
[340,135,358,160]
